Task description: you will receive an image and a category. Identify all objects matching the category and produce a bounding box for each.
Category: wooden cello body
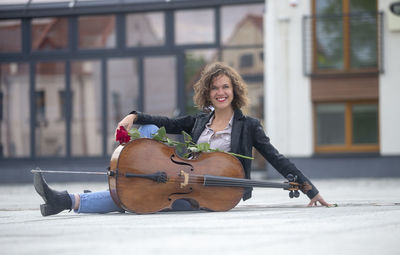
[108,138,245,214]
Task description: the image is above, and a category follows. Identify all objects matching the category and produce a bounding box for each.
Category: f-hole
[170,154,194,171]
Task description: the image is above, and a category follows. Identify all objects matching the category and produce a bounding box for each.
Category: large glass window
[35,61,66,157]
[107,58,139,154]
[0,63,29,157]
[0,20,21,53]
[0,1,266,161]
[315,101,379,152]
[31,17,68,51]
[126,12,165,47]
[175,9,214,45]
[78,15,116,49]
[71,60,102,156]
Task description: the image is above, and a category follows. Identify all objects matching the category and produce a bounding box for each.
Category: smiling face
[209,74,234,111]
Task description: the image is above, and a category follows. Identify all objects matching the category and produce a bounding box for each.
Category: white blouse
[196,114,233,152]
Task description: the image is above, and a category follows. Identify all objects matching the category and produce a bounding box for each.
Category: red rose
[116,126,131,144]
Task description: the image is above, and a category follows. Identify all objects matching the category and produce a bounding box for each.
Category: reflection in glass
[221,4,264,46]
[315,0,344,69]
[35,62,66,156]
[223,47,263,121]
[0,63,29,157]
[350,0,377,13]
[107,58,139,154]
[71,61,102,156]
[222,48,263,74]
[222,48,264,119]
[0,20,21,53]
[78,15,115,49]
[349,0,378,69]
[316,104,345,145]
[144,56,176,117]
[184,49,217,115]
[126,12,164,47]
[32,17,68,51]
[352,104,378,144]
[175,9,214,45]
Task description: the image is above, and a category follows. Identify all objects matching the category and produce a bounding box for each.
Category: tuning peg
[286,174,298,182]
[289,190,294,198]
[294,190,300,198]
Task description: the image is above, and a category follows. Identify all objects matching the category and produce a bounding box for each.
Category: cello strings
[147,174,290,189]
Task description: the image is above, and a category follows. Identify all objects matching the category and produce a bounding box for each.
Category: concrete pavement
[1,178,400,255]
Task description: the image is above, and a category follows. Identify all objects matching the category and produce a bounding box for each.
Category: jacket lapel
[230,109,244,153]
[192,112,213,143]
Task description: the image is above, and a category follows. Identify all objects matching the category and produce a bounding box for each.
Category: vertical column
[165,10,174,50]
[176,53,184,116]
[21,18,31,55]
[65,60,71,158]
[116,14,126,51]
[138,57,144,112]
[29,62,35,158]
[101,59,107,157]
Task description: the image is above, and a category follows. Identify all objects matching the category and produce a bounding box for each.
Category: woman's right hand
[115,114,137,137]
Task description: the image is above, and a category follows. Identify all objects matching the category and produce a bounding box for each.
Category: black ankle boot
[33,172,72,216]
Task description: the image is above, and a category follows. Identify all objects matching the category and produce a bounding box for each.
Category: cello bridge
[180,170,189,188]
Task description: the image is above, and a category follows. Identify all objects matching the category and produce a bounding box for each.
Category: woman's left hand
[307,193,332,207]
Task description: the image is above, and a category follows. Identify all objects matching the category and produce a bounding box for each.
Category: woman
[34,62,330,216]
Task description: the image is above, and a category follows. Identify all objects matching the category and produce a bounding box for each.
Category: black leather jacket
[132,109,319,200]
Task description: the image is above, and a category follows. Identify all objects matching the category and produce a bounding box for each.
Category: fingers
[307,200,317,207]
[114,114,136,138]
[318,198,331,207]
[307,194,333,207]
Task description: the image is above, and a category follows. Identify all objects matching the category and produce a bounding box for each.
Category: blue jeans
[76,125,193,213]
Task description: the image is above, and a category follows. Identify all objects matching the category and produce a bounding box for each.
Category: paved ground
[1,178,400,255]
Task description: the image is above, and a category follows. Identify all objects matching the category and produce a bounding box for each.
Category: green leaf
[197,143,210,152]
[187,146,199,152]
[146,126,253,160]
[182,131,193,144]
[152,127,167,142]
[227,152,254,160]
[128,128,141,140]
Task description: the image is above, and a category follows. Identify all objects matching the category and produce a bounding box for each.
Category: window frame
[311,0,380,75]
[314,100,380,153]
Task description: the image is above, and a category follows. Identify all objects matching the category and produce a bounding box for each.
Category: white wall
[265,0,313,157]
[379,0,400,155]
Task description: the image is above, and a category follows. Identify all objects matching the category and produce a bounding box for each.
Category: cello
[107,138,301,214]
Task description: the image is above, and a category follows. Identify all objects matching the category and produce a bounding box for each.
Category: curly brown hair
[193,62,249,111]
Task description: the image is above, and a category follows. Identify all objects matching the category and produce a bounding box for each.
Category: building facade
[266,0,400,156]
[265,0,400,177]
